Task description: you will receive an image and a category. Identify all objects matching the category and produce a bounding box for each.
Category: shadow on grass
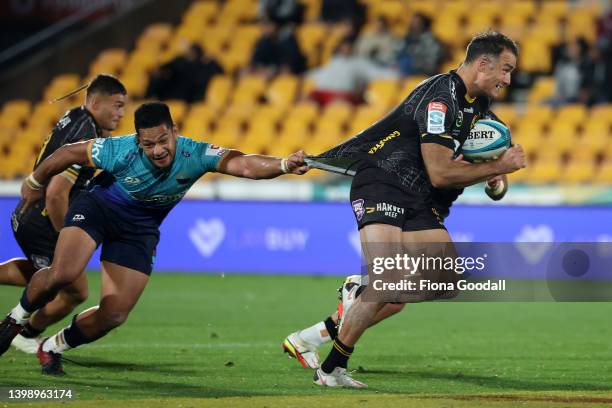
[359,368,612,393]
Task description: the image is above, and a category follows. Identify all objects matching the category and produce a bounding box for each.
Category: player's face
[138,124,177,168]
[91,93,126,131]
[477,49,516,99]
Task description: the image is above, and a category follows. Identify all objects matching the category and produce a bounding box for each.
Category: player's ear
[476,55,490,72]
[172,124,178,136]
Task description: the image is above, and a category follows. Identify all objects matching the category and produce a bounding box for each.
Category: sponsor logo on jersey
[205,144,227,157]
[368,130,400,154]
[91,138,105,162]
[58,114,71,129]
[124,176,141,185]
[182,150,191,158]
[72,214,85,221]
[352,199,365,221]
[31,254,51,270]
[463,107,474,113]
[427,102,447,134]
[455,111,463,128]
[375,202,405,219]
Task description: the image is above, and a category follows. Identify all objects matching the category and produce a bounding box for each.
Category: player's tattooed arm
[217,150,309,179]
[20,140,93,214]
[421,143,526,189]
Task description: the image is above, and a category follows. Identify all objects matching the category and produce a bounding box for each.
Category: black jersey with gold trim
[310,71,496,210]
[14,106,103,230]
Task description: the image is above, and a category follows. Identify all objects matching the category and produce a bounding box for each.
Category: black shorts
[350,168,449,232]
[64,192,160,275]
[11,201,58,270]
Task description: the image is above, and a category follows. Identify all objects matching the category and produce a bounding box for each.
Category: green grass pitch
[0,272,611,407]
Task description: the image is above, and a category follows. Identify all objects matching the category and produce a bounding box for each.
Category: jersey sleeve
[415,93,458,150]
[88,137,130,173]
[196,142,229,173]
[58,164,81,184]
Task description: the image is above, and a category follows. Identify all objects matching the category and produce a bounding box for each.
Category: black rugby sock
[21,322,44,338]
[324,316,338,340]
[321,339,354,373]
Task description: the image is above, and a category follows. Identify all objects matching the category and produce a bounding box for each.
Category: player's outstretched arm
[20,140,93,214]
[217,150,309,179]
[421,143,526,189]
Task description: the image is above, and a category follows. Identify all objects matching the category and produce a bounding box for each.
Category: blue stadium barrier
[0,197,610,276]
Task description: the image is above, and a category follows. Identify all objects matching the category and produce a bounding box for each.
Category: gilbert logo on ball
[461,119,511,162]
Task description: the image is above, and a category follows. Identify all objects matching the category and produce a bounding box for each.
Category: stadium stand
[0,0,610,185]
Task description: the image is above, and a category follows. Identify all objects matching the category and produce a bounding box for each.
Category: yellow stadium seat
[400,76,427,97]
[593,161,612,183]
[539,1,568,21]
[321,101,353,125]
[561,159,596,184]
[490,104,518,129]
[252,105,285,124]
[277,124,308,150]
[165,100,188,125]
[520,38,552,73]
[266,75,299,107]
[432,16,462,48]
[231,75,267,107]
[590,104,612,124]
[581,123,611,151]
[140,23,173,44]
[205,75,234,109]
[555,104,588,125]
[287,101,319,124]
[522,104,554,125]
[365,79,399,110]
[349,105,385,135]
[183,1,219,25]
[2,100,31,120]
[526,159,561,184]
[120,73,148,99]
[301,0,322,21]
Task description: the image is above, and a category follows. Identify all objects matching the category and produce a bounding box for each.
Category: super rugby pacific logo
[352,199,365,221]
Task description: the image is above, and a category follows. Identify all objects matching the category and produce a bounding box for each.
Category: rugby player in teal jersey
[0,101,309,375]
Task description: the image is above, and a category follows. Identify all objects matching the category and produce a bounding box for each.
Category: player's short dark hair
[465,31,519,63]
[86,74,126,97]
[134,102,174,132]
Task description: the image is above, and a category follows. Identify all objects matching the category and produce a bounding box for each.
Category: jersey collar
[449,70,476,104]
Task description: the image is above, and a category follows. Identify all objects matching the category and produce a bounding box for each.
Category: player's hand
[285,150,310,175]
[496,145,527,173]
[19,178,44,215]
[485,174,508,201]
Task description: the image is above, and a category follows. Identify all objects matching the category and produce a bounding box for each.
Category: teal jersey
[87,135,226,225]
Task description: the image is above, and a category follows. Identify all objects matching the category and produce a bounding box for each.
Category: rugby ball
[461,119,511,162]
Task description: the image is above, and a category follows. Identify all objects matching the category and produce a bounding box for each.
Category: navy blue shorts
[64,192,160,275]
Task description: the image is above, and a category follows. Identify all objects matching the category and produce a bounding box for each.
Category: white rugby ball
[461,119,511,162]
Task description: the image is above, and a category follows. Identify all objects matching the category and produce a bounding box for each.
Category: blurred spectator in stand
[355,16,400,67]
[550,38,582,105]
[145,44,223,103]
[396,13,443,76]
[259,0,304,26]
[308,36,397,106]
[577,38,608,105]
[320,0,365,30]
[249,19,306,77]
[596,7,612,102]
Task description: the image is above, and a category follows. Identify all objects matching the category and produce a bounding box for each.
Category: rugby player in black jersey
[286,31,527,387]
[0,74,126,354]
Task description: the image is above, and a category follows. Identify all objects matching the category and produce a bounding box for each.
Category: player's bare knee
[100,310,129,330]
[386,303,405,314]
[62,287,89,306]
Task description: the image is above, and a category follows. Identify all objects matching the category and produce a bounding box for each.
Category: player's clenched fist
[285,150,310,175]
[497,144,527,174]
